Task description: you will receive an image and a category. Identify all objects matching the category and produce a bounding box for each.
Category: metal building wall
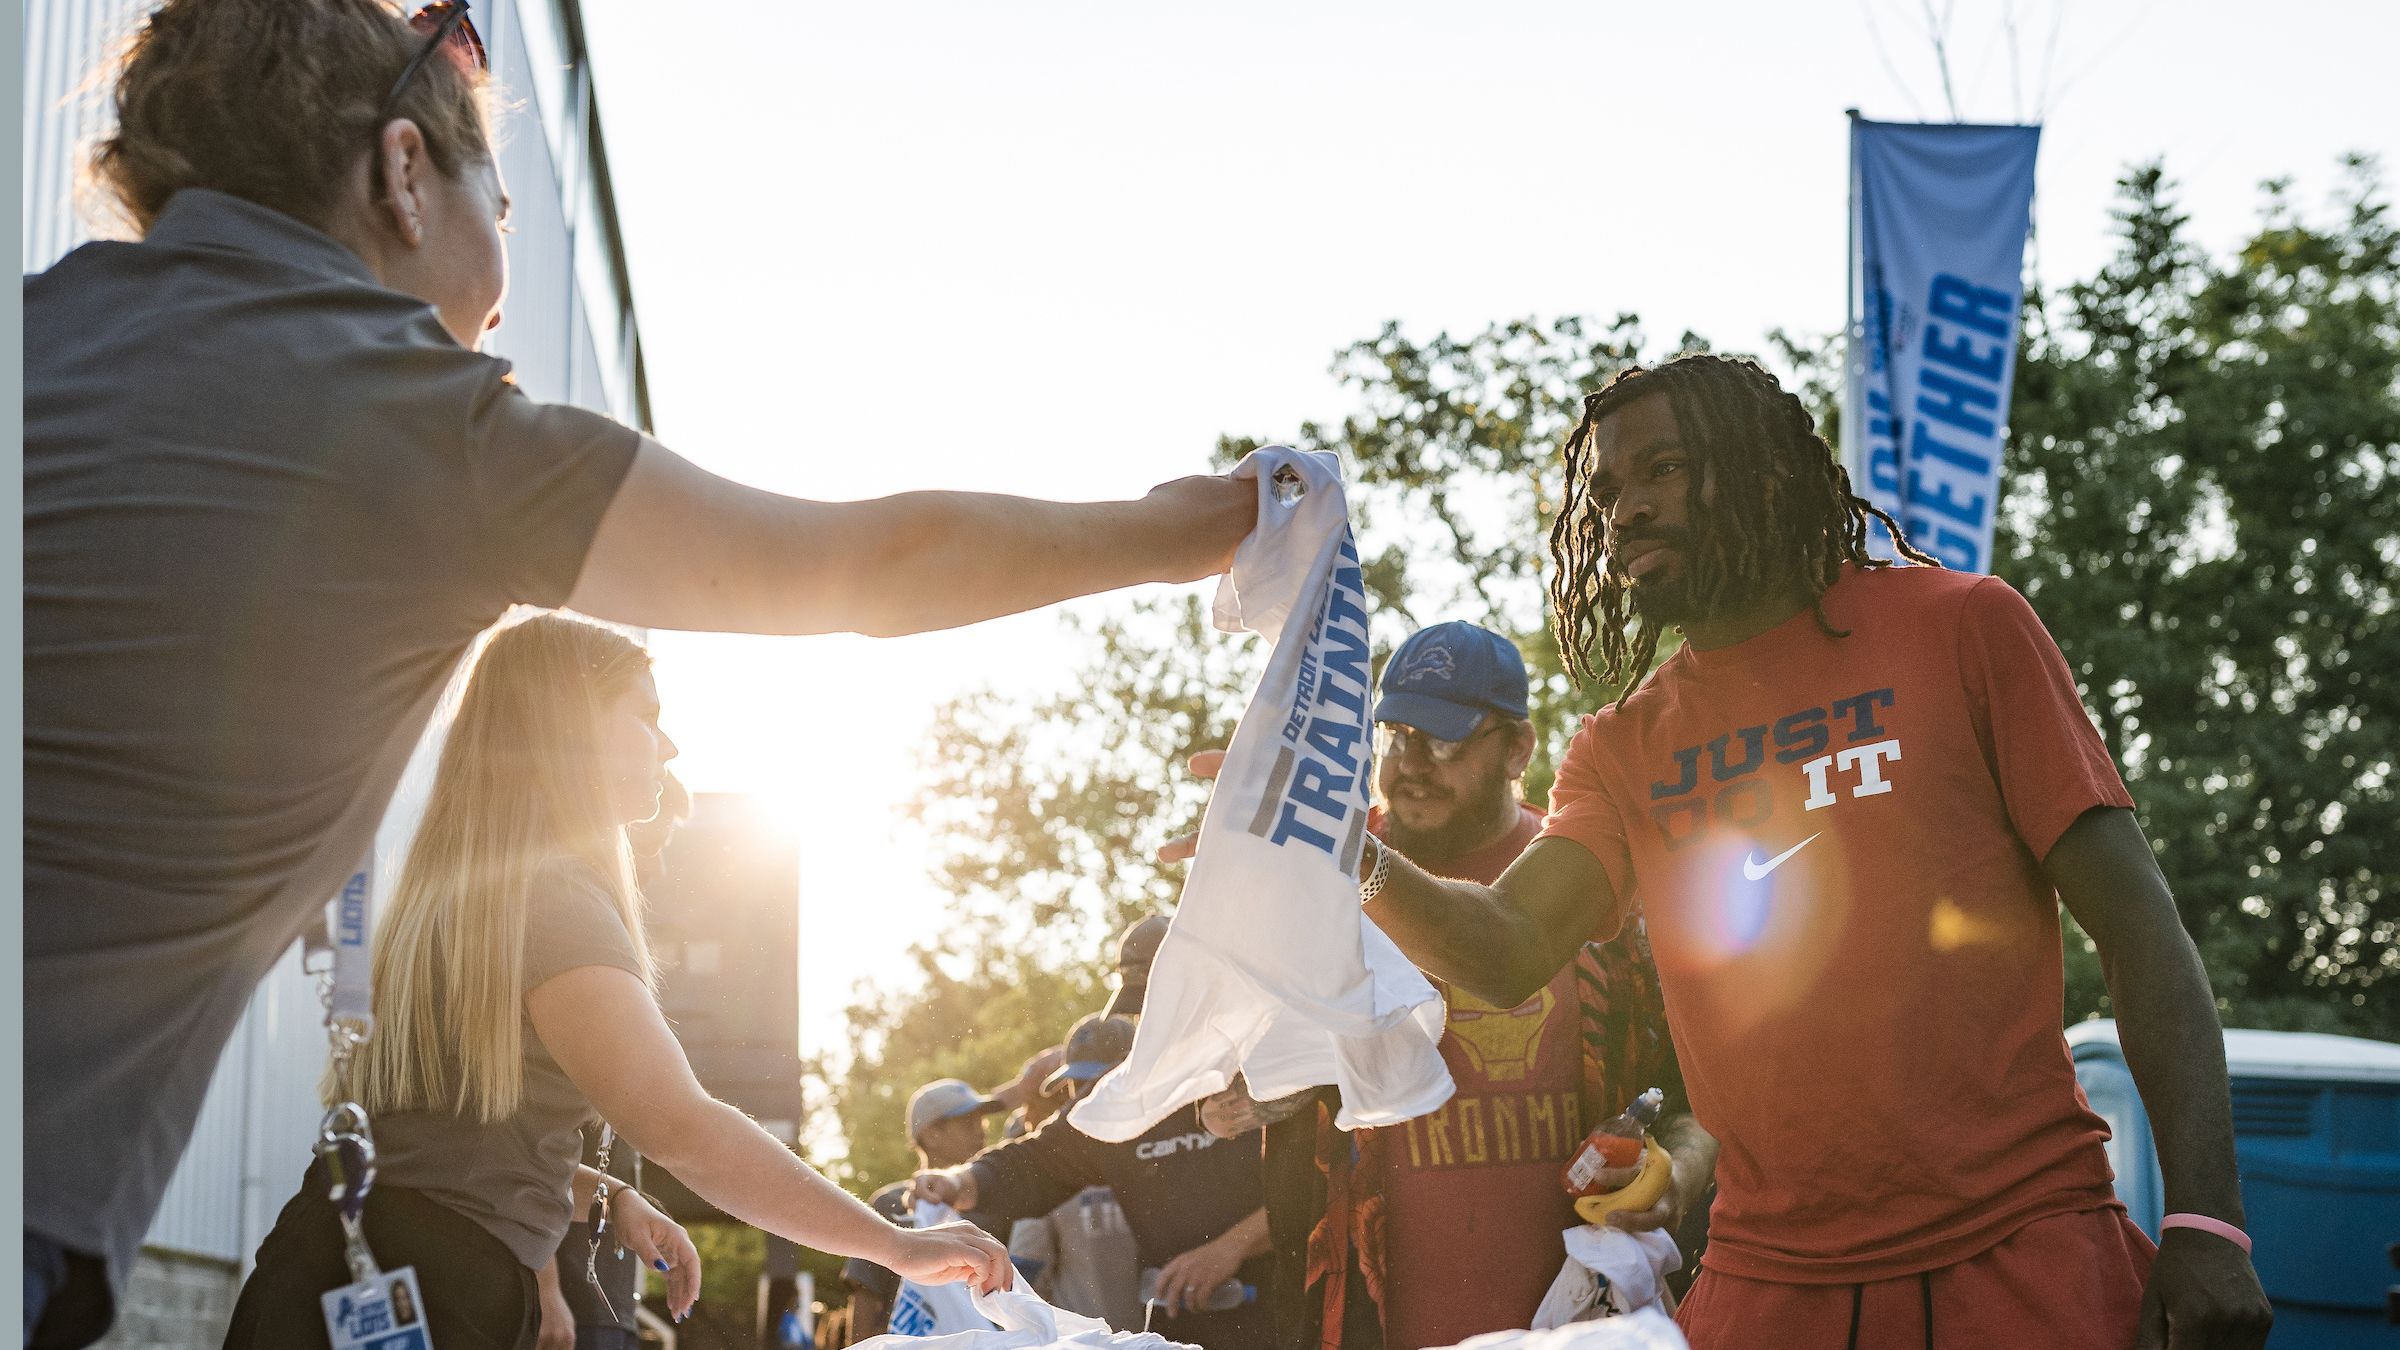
[143,948,328,1265]
[21,0,653,1281]
[19,0,138,271]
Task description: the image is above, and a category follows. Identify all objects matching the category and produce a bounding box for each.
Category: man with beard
[1309,355,2270,1349]
[1209,622,1705,1350]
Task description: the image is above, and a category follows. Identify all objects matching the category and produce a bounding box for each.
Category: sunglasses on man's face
[379,1,489,125]
[1374,719,1504,766]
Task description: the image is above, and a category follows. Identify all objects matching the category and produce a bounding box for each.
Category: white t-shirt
[1070,447,1452,1141]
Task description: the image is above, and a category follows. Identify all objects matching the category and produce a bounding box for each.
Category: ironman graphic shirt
[1372,807,1677,1349]
[1539,565,2133,1285]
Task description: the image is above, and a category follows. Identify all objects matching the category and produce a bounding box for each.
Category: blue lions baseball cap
[1372,621,1530,742]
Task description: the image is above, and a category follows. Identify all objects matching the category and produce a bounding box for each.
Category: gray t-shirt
[377,866,646,1269]
[22,188,640,1301]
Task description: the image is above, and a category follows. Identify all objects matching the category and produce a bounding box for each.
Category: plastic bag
[883,1202,995,1338]
[858,1280,1197,1350]
[872,1203,1192,1349]
[1429,1308,1689,1350]
[1528,1225,1682,1328]
[886,1277,991,1341]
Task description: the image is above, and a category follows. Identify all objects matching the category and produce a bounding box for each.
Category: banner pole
[1841,108,1863,484]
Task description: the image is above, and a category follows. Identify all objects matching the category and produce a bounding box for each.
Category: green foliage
[1998,156,2398,1033]
[821,154,2398,1183]
[806,940,1107,1193]
[912,602,1254,950]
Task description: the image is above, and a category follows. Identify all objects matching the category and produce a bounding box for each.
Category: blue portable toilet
[2069,1020,2400,1347]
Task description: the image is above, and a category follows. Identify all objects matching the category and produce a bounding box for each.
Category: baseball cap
[1042,1014,1137,1095]
[1371,621,1530,743]
[905,1078,1000,1145]
[1101,915,1170,1018]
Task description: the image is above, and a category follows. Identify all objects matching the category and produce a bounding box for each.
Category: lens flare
[1646,827,1853,1040]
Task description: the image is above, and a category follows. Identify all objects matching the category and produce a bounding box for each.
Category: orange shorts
[1676,1206,2157,1350]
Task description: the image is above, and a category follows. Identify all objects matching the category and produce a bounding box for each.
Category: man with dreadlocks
[1180,353,2271,1348]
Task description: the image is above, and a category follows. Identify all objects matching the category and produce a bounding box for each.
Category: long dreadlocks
[1547,353,1939,699]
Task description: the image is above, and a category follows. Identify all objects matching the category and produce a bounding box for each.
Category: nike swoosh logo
[1742,832,1821,881]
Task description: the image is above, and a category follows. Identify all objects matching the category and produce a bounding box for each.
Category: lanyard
[306,857,383,1282]
[583,1125,621,1320]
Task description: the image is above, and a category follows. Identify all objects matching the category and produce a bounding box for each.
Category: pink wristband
[2159,1212,2252,1254]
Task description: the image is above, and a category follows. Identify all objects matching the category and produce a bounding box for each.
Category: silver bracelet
[1358,835,1393,906]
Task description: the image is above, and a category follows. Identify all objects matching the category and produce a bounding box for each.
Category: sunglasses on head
[1374,719,1506,766]
[378,1,489,125]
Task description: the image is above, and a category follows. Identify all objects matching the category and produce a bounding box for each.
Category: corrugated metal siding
[144,947,325,1264]
[237,946,348,1261]
[143,1007,249,1262]
[20,0,142,271]
[484,38,583,404]
[24,0,649,1268]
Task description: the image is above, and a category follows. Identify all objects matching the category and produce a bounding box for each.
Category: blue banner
[1843,117,2040,573]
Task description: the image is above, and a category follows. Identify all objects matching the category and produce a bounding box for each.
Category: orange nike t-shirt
[1538,564,2132,1285]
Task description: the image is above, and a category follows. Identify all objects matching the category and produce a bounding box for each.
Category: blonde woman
[224,616,1010,1349]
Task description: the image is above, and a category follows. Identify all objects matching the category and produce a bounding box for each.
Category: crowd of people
[21,3,2276,1350]
[815,931,1268,1347]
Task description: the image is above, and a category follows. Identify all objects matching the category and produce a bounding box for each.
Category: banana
[1572,1135,1673,1225]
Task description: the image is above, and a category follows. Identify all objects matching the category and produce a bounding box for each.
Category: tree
[807,937,1109,1194]
[2001,157,2398,1032]
[822,154,2398,1181]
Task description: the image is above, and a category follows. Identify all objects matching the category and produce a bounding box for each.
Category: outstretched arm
[2046,807,2271,1350]
[532,966,1015,1295]
[1162,752,1615,1007]
[566,440,1256,636]
[1369,835,1717,1228]
[1365,835,1621,1008]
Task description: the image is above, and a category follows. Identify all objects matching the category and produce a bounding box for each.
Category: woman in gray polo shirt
[22,3,1251,1343]
[223,616,1011,1348]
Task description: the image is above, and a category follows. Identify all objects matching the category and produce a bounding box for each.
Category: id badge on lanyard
[320,1267,434,1350]
[307,858,437,1347]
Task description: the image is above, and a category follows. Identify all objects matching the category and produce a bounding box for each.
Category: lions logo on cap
[1399,644,1457,684]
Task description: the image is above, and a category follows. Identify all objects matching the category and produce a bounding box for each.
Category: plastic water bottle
[776,1308,811,1350]
[1562,1086,1663,1199]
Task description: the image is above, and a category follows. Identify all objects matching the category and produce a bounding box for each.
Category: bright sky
[573,0,2400,1066]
